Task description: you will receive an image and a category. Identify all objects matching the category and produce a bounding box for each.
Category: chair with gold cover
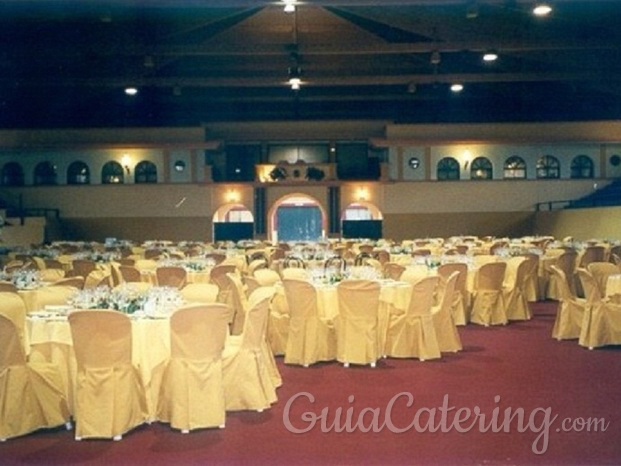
[281,267,310,280]
[179,283,220,305]
[253,268,281,287]
[156,266,187,289]
[577,273,621,350]
[520,253,541,302]
[470,261,508,326]
[0,280,18,292]
[68,310,148,440]
[51,276,85,289]
[546,250,578,300]
[431,272,462,353]
[383,262,406,281]
[70,259,97,279]
[0,292,28,352]
[119,265,143,283]
[587,262,619,297]
[222,287,279,412]
[550,266,586,340]
[282,279,337,367]
[335,280,382,367]
[210,264,238,308]
[0,314,71,441]
[385,276,441,361]
[502,257,532,321]
[437,263,470,326]
[226,272,250,336]
[26,284,80,313]
[157,303,230,433]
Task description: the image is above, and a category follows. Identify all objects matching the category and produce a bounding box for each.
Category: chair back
[407,276,439,317]
[0,313,26,369]
[283,256,305,269]
[587,261,619,296]
[576,268,603,304]
[0,281,18,293]
[156,266,187,288]
[253,268,281,286]
[383,262,405,280]
[0,292,27,349]
[579,245,606,268]
[475,262,507,291]
[437,263,468,293]
[283,279,318,322]
[281,267,310,280]
[548,266,569,298]
[240,287,275,351]
[435,272,458,315]
[209,264,237,291]
[68,310,133,369]
[119,265,143,283]
[179,283,220,304]
[71,260,96,278]
[337,280,381,322]
[51,276,85,289]
[170,303,230,360]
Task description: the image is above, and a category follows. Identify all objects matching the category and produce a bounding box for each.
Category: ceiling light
[124,87,138,96]
[288,66,302,89]
[483,51,498,62]
[430,50,441,65]
[533,3,552,16]
[283,0,296,13]
[466,2,479,19]
[450,83,464,93]
[143,55,154,68]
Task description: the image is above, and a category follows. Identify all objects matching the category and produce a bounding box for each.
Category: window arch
[503,156,527,179]
[437,157,460,181]
[536,155,560,179]
[570,155,594,179]
[101,161,125,184]
[1,162,25,186]
[67,161,90,185]
[33,161,57,186]
[135,160,157,184]
[470,157,493,180]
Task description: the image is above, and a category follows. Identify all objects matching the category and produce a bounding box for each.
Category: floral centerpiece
[11,269,41,289]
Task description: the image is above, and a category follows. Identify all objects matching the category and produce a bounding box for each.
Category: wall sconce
[121,154,131,174]
[226,189,240,204]
[357,187,369,202]
[463,150,472,169]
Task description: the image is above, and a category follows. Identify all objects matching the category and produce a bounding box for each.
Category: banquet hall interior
[1,1,621,465]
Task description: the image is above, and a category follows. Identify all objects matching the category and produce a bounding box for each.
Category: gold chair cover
[437,263,470,326]
[0,292,28,351]
[68,310,148,440]
[579,297,621,350]
[157,304,230,432]
[179,283,220,304]
[385,276,441,361]
[503,257,532,321]
[0,315,71,441]
[550,266,585,340]
[587,262,619,297]
[432,272,462,353]
[155,266,188,289]
[282,279,337,366]
[222,287,279,412]
[335,280,382,366]
[470,262,508,326]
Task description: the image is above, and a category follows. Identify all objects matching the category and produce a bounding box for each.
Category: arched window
[570,155,594,179]
[101,161,125,184]
[536,155,560,179]
[33,161,57,186]
[67,161,90,185]
[1,162,25,186]
[470,157,493,180]
[135,160,157,184]
[437,157,460,181]
[503,156,527,179]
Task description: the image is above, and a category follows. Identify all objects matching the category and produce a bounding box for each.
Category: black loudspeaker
[214,222,254,242]
[328,186,340,234]
[342,220,382,240]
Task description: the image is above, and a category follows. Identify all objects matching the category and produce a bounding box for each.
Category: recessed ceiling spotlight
[533,3,552,16]
[124,87,138,96]
[450,83,464,93]
[483,51,498,62]
[283,0,296,13]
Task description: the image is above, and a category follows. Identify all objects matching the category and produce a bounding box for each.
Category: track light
[124,87,138,96]
[483,50,498,62]
[430,50,441,66]
[283,0,296,13]
[450,83,464,93]
[288,66,302,90]
[466,1,479,19]
[533,3,552,16]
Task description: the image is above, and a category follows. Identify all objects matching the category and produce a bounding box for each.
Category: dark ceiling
[2,0,621,129]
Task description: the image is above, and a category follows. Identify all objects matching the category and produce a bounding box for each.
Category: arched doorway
[341,202,384,239]
[269,194,327,243]
[212,203,254,242]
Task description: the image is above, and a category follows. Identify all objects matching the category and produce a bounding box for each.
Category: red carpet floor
[3,301,621,465]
